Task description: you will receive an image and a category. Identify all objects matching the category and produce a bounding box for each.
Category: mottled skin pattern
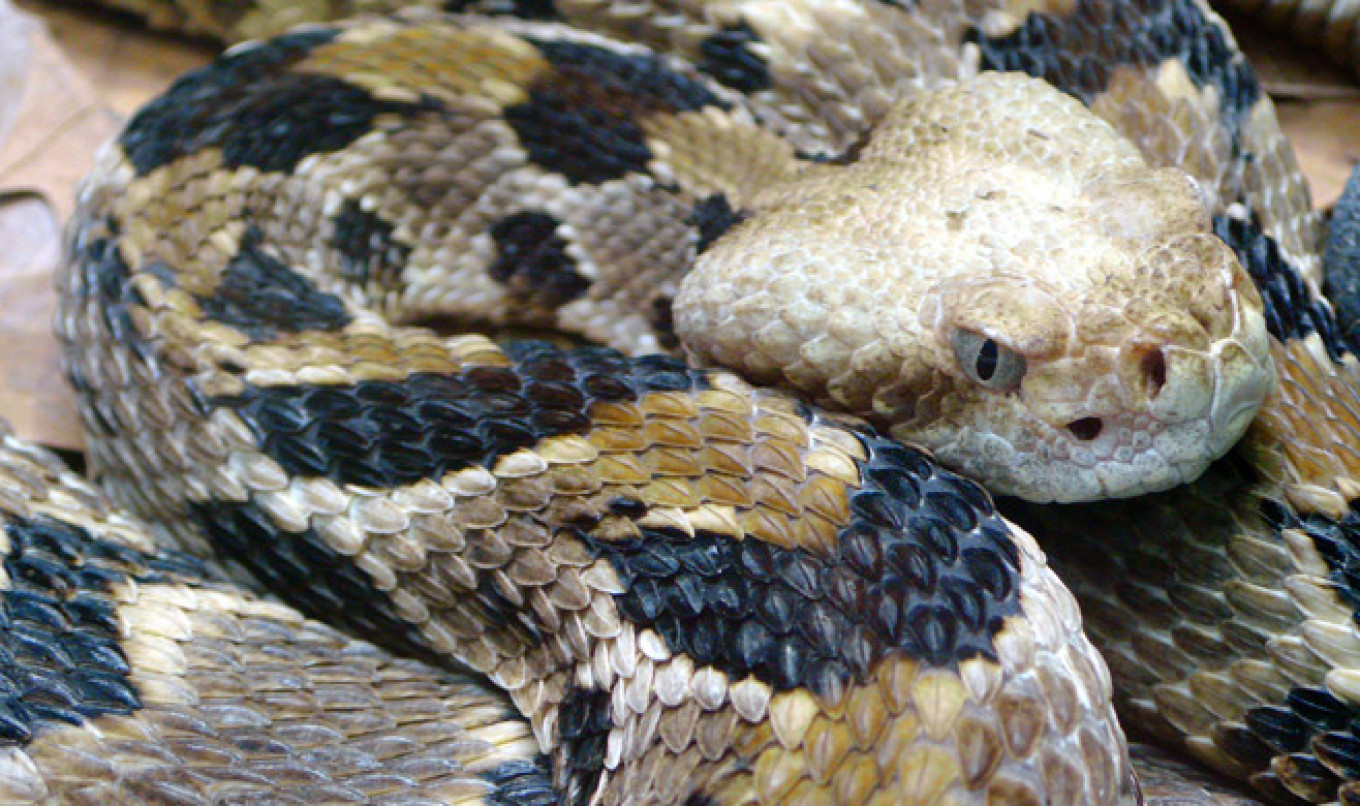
[0,421,558,805]
[77,6,1281,507]
[35,0,1360,805]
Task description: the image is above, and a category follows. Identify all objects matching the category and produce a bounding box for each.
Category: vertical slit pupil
[976,339,998,381]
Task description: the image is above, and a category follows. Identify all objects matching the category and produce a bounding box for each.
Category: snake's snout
[1061,345,1170,443]
[1149,249,1274,435]
[1202,284,1275,448]
[1208,260,1276,438]
[1060,252,1274,501]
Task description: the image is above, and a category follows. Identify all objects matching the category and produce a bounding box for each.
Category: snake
[4,0,1359,803]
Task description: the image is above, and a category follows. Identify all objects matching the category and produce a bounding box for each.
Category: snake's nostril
[1067,417,1103,441]
[1141,348,1167,400]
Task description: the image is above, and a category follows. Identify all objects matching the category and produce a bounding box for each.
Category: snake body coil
[3,0,1359,804]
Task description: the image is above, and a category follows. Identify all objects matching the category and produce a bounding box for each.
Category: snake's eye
[953,329,1026,391]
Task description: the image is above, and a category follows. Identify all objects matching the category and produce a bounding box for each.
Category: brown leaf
[1276,99,1360,210]
[0,0,119,225]
[0,191,78,450]
[0,0,119,450]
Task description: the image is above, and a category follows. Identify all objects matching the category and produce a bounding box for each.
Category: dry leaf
[16,0,215,117]
[0,1,119,223]
[0,191,73,448]
[0,0,31,144]
[1277,100,1360,209]
[0,0,119,450]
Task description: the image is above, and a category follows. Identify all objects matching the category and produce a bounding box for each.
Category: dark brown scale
[1278,754,1343,802]
[489,211,590,307]
[1288,687,1355,732]
[1213,724,1278,771]
[199,225,353,338]
[1248,772,1314,805]
[1317,732,1360,781]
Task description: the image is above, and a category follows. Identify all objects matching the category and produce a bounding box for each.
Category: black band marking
[696,22,772,93]
[1214,214,1351,359]
[332,199,412,289]
[484,756,561,806]
[190,499,437,663]
[199,225,352,339]
[1244,500,1360,799]
[68,228,145,360]
[688,193,749,255]
[586,430,1021,699]
[65,225,169,421]
[120,29,440,176]
[966,0,1258,144]
[0,516,208,744]
[557,685,612,806]
[443,0,562,19]
[218,342,706,490]
[506,38,729,184]
[1241,688,1348,800]
[649,295,679,351]
[1261,500,1360,628]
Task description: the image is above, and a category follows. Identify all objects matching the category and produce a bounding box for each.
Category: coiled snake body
[3,0,1359,803]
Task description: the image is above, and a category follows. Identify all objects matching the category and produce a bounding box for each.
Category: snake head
[910,221,1272,503]
[674,72,1273,503]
